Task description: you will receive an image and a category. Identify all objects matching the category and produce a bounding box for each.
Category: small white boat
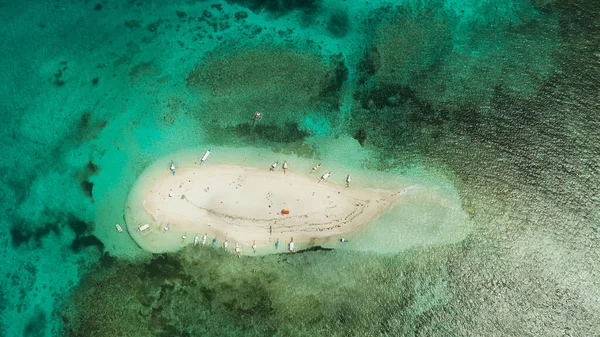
[201,148,212,164]
[253,111,263,123]
[163,223,171,233]
[115,224,123,233]
[138,224,150,232]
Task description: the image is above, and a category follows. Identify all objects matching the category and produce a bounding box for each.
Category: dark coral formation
[326,10,351,37]
[186,47,347,135]
[61,248,452,336]
[9,213,103,254]
[226,0,321,16]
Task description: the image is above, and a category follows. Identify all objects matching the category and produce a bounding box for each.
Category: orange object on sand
[281,209,290,215]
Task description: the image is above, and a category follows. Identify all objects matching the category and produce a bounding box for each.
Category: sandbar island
[125,161,400,255]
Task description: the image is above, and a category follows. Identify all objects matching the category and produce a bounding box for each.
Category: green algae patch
[60,247,453,337]
[358,3,561,110]
[186,47,345,128]
[372,14,453,88]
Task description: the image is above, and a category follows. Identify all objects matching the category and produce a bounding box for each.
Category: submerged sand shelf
[124,147,474,255]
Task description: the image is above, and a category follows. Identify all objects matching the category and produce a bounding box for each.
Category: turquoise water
[1,0,599,336]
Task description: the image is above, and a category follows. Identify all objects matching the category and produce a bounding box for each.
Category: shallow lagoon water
[1,0,599,336]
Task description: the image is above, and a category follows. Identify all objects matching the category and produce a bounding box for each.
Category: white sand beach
[124,144,473,255]
[126,163,395,254]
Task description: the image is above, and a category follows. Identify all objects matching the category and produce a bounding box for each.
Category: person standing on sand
[282,161,288,174]
[223,239,228,249]
[252,240,257,253]
[275,238,280,249]
[270,161,278,171]
[181,233,187,245]
[235,243,241,258]
[201,232,207,247]
[345,174,351,188]
[170,161,176,175]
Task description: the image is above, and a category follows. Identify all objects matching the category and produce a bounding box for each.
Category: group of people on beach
[138,223,349,254]
[163,138,355,257]
[269,160,289,174]
[176,233,295,257]
[268,160,352,187]
[169,142,352,188]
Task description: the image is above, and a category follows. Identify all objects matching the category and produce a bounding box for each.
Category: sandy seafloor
[0,0,598,336]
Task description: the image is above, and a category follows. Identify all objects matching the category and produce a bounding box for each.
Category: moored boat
[137,224,150,232]
[201,148,212,164]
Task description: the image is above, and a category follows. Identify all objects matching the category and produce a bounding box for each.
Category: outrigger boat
[252,111,263,124]
[289,237,294,255]
[310,163,322,174]
[137,224,150,232]
[194,233,200,246]
[115,224,123,233]
[318,171,331,183]
[201,148,212,164]
[170,161,176,175]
